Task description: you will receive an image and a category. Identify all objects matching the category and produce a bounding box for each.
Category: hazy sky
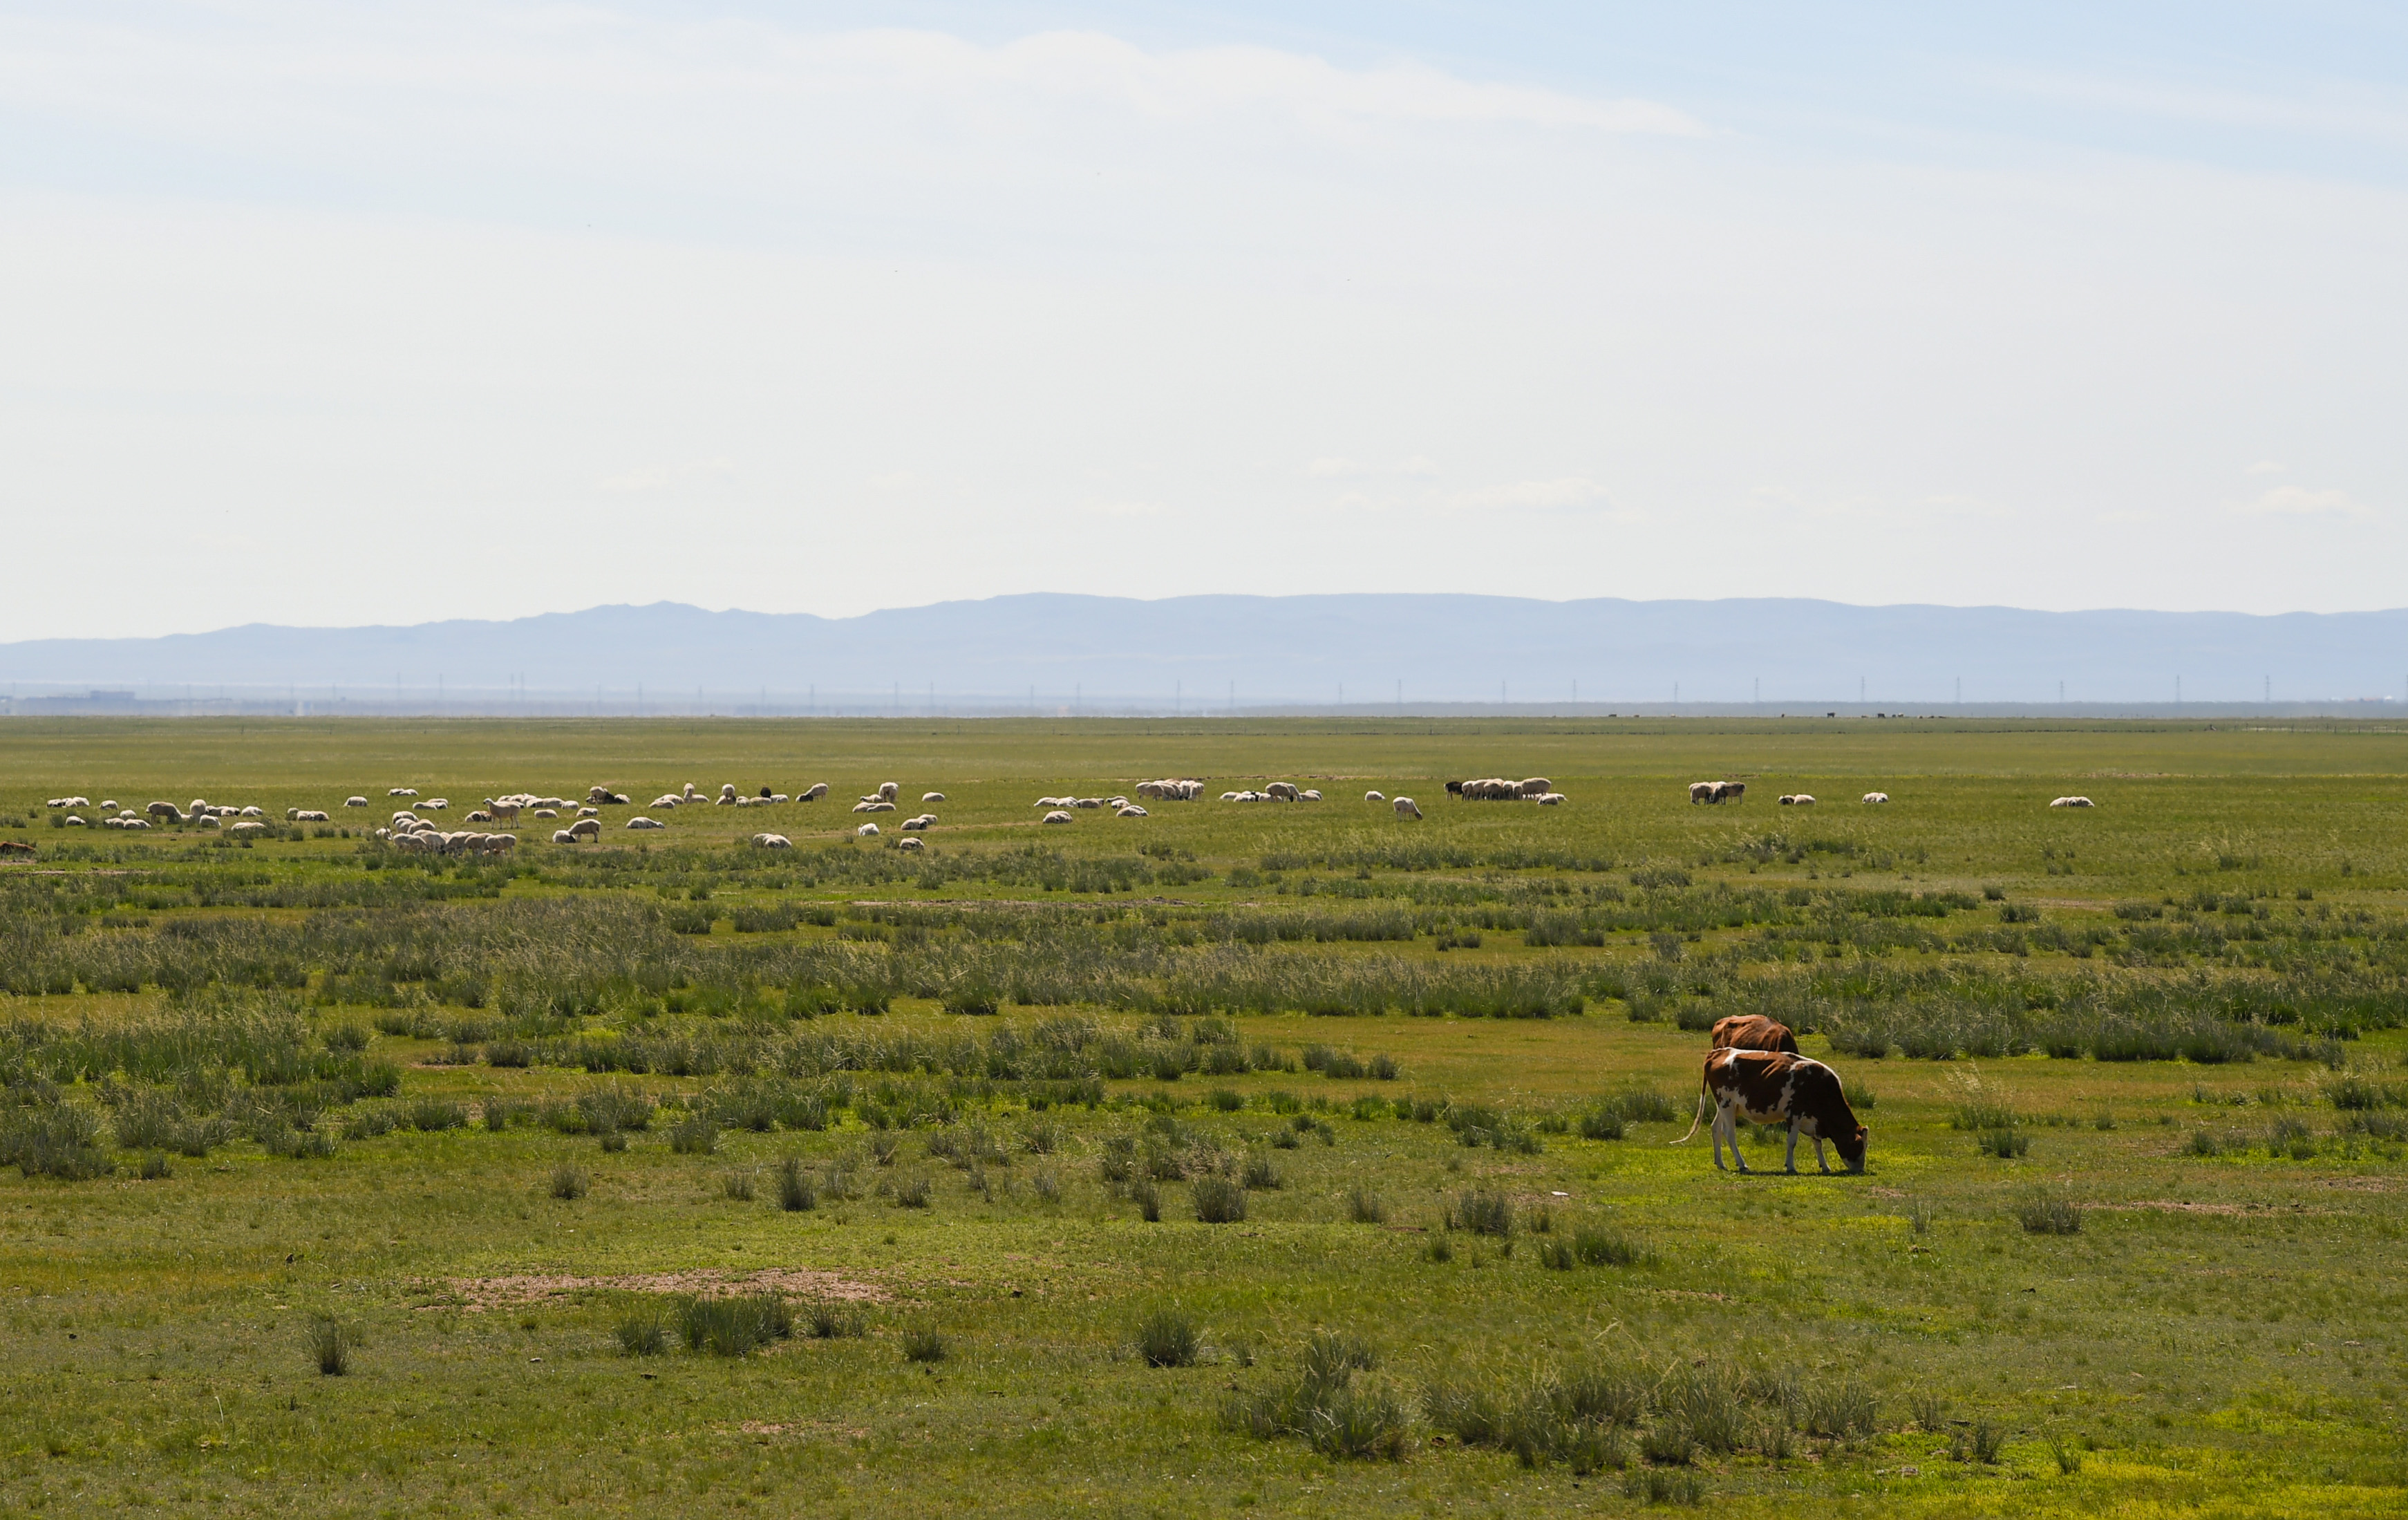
[5,2,2404,639]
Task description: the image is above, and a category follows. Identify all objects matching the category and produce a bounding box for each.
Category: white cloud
[1453,478,1610,512]
[2246,459,2285,475]
[2232,486,2379,520]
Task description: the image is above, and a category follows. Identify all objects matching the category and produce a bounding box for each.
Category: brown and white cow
[1709,1014,1799,1054]
[1676,1049,1866,1175]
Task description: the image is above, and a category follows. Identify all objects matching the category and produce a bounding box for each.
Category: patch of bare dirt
[427,1268,890,1312]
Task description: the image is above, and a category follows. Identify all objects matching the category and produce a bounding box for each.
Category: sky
[3,1,2404,639]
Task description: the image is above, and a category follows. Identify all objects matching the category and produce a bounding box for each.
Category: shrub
[135,1151,172,1180]
[1131,1179,1162,1221]
[1800,1379,1879,1438]
[722,1170,756,1201]
[1241,1154,1282,1190]
[1194,1176,1249,1223]
[1977,1127,2031,1158]
[1661,1368,1744,1455]
[1449,1188,1513,1237]
[1908,1389,1949,1432]
[310,1318,352,1376]
[2185,1129,2223,1156]
[408,1098,468,1132]
[670,1117,719,1155]
[1347,1186,1387,1224]
[1224,1330,1407,1461]
[599,1130,628,1153]
[1578,1109,1628,1141]
[1424,1235,1454,1263]
[675,1293,793,1356]
[892,1174,932,1209]
[1209,1088,1243,1111]
[902,1324,948,1362]
[550,1162,589,1200]
[616,1304,668,1356]
[2017,1191,2082,1235]
[778,1156,816,1212]
[3,1107,113,1180]
[322,1021,371,1052]
[1621,1468,1704,1505]
[1136,1307,1200,1367]
[1639,1423,1696,1466]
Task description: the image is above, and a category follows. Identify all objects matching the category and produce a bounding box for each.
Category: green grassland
[3,717,2405,1517]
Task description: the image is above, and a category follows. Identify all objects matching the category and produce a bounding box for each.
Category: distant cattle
[1393,796,1422,819]
[1709,1015,1799,1054]
[1677,1049,1867,1175]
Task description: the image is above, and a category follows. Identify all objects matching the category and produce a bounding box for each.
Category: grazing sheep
[751,833,793,848]
[1535,793,1565,806]
[896,836,923,851]
[1042,809,1074,825]
[1863,792,1890,805]
[2049,796,2094,808]
[652,795,683,808]
[99,800,117,811]
[63,815,86,827]
[877,782,899,803]
[567,817,601,838]
[532,808,557,819]
[1300,789,1321,801]
[237,806,264,818]
[478,798,520,827]
[1518,778,1552,797]
[719,784,738,804]
[228,820,265,836]
[857,823,881,836]
[1777,794,1816,807]
[901,814,934,831]
[1689,781,1719,804]
[551,829,579,845]
[801,783,829,802]
[295,810,330,823]
[344,796,368,808]
[853,800,896,814]
[626,816,664,829]
[918,791,946,803]
[1116,804,1148,818]
[1266,782,1300,802]
[485,834,517,853]
[1393,796,1422,819]
[147,802,182,821]
[1364,790,1385,803]
[390,787,417,797]
[421,798,449,810]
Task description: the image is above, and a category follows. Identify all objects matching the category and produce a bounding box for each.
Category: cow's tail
[1671,1087,1711,1145]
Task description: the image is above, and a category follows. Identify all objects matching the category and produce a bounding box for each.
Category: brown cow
[1709,1014,1798,1053]
[1675,1049,1866,1175]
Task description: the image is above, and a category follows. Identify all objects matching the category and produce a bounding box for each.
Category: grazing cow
[751,833,792,848]
[1862,792,1890,805]
[1677,1049,1867,1175]
[1710,1014,1799,1054]
[1393,796,1422,819]
[2049,796,2094,808]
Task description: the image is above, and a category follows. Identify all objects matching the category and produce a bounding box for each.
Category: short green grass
[2,716,2405,1517]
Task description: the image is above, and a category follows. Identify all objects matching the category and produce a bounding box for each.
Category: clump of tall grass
[1977,1128,2031,1158]
[1136,1306,1200,1367]
[309,1318,353,1376]
[902,1323,948,1362]
[891,1174,932,1209]
[615,1303,668,1356]
[1241,1154,1282,1190]
[549,1162,589,1200]
[778,1156,816,1211]
[1347,1185,1387,1223]
[1446,1188,1513,1237]
[722,1170,756,1201]
[1223,1330,1407,1461]
[2017,1190,2082,1235]
[674,1293,792,1356]
[1194,1176,1248,1223]
[1952,1417,2007,1464]
[1131,1179,1162,1221]
[805,1302,866,1340]
[669,1116,719,1154]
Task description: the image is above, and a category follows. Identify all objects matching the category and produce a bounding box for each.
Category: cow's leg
[1709,1105,1727,1170]
[1812,1136,1832,1174]
[1783,1120,1800,1175]
[1718,1106,1748,1173]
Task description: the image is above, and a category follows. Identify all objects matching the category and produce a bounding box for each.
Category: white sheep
[627,816,664,829]
[390,787,418,797]
[896,836,923,851]
[857,822,881,836]
[751,833,793,848]
[1042,809,1074,825]
[1364,790,1385,803]
[344,796,368,808]
[922,791,946,803]
[1393,796,1422,819]
[1116,804,1148,818]
[2049,796,2094,808]
[877,782,899,802]
[552,829,579,844]
[802,783,829,801]
[1863,792,1890,805]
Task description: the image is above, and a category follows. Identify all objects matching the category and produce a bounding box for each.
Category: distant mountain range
[3,595,2404,715]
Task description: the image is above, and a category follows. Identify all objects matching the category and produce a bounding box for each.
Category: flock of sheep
[26,771,2100,856]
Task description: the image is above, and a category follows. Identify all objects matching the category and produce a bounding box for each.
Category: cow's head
[1837,1124,1869,1174]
